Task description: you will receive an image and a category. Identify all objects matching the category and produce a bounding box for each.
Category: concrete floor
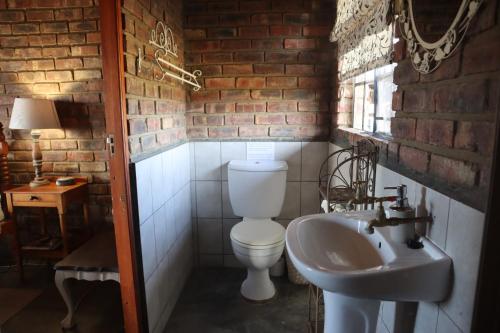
[164,268,310,333]
[0,265,124,333]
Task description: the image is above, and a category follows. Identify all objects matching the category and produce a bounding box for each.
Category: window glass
[351,63,396,135]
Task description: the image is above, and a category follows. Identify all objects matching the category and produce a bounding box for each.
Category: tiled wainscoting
[190,141,329,267]
[329,144,484,333]
[132,143,193,333]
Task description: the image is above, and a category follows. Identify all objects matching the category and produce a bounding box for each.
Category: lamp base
[30,177,50,187]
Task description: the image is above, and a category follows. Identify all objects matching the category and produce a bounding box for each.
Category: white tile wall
[436,309,462,333]
[196,181,222,218]
[365,150,485,333]
[134,143,193,333]
[194,142,221,180]
[192,141,329,267]
[276,142,302,181]
[221,142,246,180]
[441,200,484,332]
[301,142,329,181]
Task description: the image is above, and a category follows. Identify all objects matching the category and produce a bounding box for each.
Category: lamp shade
[9,98,61,130]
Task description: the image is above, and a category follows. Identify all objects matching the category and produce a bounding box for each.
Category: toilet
[228,160,288,301]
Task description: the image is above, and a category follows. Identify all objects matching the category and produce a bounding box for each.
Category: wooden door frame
[472,83,500,332]
[99,1,145,332]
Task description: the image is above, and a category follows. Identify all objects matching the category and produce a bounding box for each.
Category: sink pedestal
[324,292,380,333]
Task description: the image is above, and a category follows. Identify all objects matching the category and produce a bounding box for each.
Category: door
[99,1,144,332]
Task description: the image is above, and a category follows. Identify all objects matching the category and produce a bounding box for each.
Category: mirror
[411,0,462,43]
[397,0,484,74]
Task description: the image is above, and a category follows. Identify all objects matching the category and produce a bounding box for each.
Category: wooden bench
[54,231,119,329]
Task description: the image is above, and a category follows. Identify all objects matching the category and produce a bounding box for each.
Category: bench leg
[55,271,76,329]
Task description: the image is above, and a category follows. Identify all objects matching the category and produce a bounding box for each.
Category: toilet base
[240,268,276,301]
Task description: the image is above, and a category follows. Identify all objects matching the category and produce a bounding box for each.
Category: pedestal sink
[286,211,451,333]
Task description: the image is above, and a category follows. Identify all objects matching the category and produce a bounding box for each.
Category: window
[352,64,397,135]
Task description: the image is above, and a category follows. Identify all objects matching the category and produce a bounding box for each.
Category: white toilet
[228,160,288,301]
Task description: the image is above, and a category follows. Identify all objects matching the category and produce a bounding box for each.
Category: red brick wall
[122,0,187,159]
[0,0,111,222]
[333,1,500,210]
[184,0,335,140]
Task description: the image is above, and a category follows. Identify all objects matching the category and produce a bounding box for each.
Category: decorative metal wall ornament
[330,0,394,81]
[137,21,202,91]
[396,0,484,74]
[149,21,178,58]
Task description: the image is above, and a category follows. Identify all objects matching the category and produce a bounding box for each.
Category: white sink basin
[286,211,452,333]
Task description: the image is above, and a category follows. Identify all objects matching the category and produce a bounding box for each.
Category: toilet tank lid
[228,160,288,172]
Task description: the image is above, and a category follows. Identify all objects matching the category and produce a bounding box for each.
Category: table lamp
[9,98,61,187]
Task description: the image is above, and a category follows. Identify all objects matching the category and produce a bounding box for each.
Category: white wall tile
[414,302,439,333]
[145,268,162,332]
[275,142,301,181]
[150,153,165,212]
[221,142,246,180]
[436,309,461,333]
[190,181,197,217]
[174,184,191,236]
[156,254,171,311]
[153,205,168,262]
[197,218,222,254]
[194,142,221,180]
[196,181,222,218]
[172,145,185,194]
[414,186,450,249]
[376,318,390,333]
[301,181,320,215]
[189,142,196,180]
[223,219,239,254]
[381,301,396,333]
[164,199,176,252]
[279,182,301,219]
[136,158,153,224]
[441,200,484,332]
[301,142,328,181]
[222,181,238,218]
[162,149,174,201]
[141,216,157,282]
[135,143,194,333]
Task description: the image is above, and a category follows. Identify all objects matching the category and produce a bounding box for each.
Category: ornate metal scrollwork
[137,21,202,91]
[397,0,484,74]
[149,21,178,58]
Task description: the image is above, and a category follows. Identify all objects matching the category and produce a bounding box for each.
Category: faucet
[364,198,433,234]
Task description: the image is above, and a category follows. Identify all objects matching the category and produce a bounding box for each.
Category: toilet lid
[230,221,285,246]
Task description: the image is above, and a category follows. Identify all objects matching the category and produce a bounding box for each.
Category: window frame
[351,64,396,137]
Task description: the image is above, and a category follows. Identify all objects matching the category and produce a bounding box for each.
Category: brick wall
[184,0,335,140]
[332,1,500,211]
[123,0,187,159]
[0,0,111,222]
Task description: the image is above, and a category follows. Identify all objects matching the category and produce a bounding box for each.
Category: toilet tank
[228,160,288,218]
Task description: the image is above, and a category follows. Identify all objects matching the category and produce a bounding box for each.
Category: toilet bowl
[228,160,288,301]
[230,219,285,300]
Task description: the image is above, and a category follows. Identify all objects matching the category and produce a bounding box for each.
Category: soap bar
[56,177,76,186]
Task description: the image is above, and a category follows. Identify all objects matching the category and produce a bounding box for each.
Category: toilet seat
[230,221,285,249]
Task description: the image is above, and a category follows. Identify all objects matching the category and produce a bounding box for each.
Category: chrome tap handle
[384,185,409,208]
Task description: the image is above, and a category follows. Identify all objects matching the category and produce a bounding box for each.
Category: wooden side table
[4,179,90,279]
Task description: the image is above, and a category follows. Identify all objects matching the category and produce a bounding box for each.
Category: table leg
[58,213,69,256]
[55,271,75,329]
